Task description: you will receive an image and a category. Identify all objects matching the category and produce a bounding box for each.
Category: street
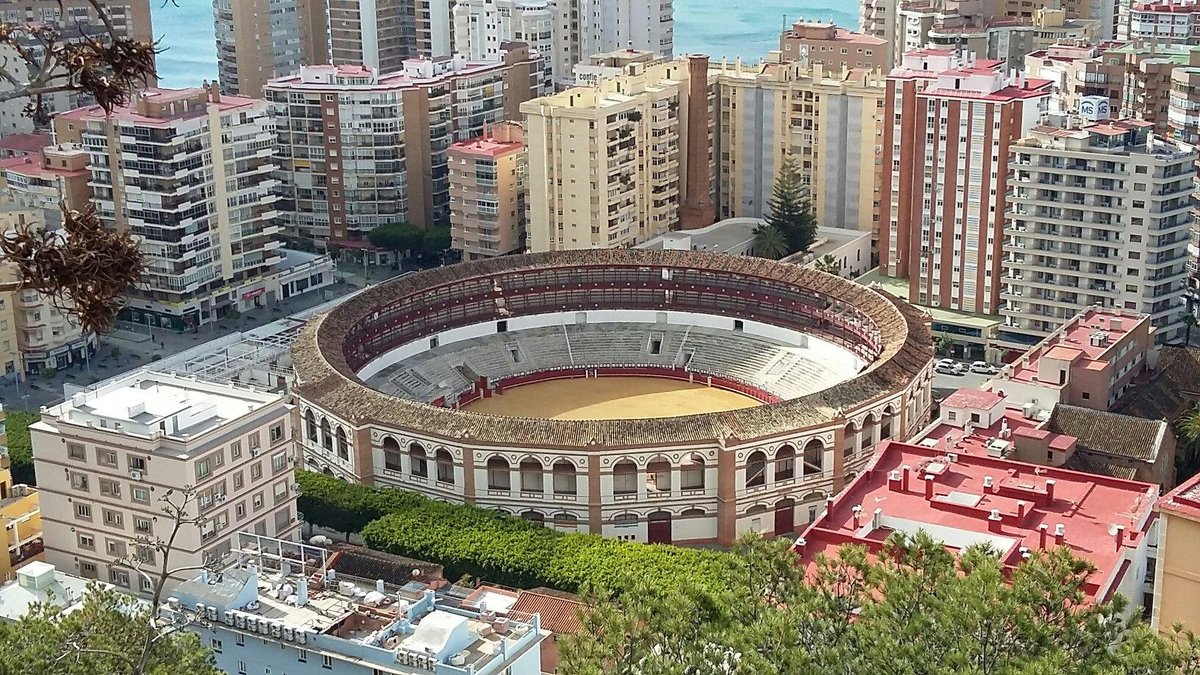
[0,260,412,412]
[932,364,994,401]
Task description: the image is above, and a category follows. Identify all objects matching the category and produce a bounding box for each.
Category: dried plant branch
[0,203,142,333]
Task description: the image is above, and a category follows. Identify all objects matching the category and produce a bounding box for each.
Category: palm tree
[751,223,789,259]
[1183,310,1198,347]
[1176,403,1200,480]
[813,254,841,276]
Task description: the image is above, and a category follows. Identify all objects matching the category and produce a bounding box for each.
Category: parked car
[969,361,997,374]
[935,361,963,375]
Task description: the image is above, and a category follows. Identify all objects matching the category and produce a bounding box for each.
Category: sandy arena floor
[462,376,761,420]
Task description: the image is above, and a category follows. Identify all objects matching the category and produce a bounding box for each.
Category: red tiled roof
[942,388,1003,410]
[0,132,50,155]
[511,590,584,634]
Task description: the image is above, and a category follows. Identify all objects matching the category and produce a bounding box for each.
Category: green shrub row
[296,470,740,595]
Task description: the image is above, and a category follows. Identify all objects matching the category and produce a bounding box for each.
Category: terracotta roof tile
[1046,404,1166,462]
[511,589,584,634]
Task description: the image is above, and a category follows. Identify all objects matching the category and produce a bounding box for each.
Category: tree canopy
[561,533,1200,675]
[367,222,425,255]
[0,583,219,675]
[422,225,452,256]
[751,223,789,259]
[4,409,38,486]
[764,158,817,256]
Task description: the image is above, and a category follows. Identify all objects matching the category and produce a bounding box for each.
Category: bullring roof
[292,250,934,447]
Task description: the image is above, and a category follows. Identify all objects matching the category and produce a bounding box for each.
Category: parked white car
[969,361,997,374]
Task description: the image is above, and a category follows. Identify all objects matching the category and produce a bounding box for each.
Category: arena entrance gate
[647,511,672,544]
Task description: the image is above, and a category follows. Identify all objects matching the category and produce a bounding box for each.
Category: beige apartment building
[0,141,91,221]
[450,122,527,260]
[55,86,283,331]
[266,46,547,247]
[213,0,330,97]
[1154,472,1200,636]
[31,373,300,595]
[779,20,889,72]
[712,55,884,232]
[521,56,715,251]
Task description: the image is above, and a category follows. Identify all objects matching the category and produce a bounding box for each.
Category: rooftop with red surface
[1006,309,1139,384]
[797,440,1158,603]
[917,408,1072,456]
[451,135,524,158]
[1158,471,1200,521]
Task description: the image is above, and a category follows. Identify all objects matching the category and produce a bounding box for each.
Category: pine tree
[765,157,818,255]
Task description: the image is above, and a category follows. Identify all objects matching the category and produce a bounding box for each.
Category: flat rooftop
[44,372,281,440]
[1158,470,1200,521]
[856,269,1000,330]
[798,440,1159,603]
[1004,308,1145,384]
[168,535,542,675]
[0,562,107,621]
[637,217,758,254]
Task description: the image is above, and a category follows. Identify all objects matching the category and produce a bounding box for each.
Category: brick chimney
[678,54,716,230]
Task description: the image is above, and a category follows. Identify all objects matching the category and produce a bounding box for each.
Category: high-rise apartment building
[873,0,1111,68]
[1119,0,1200,44]
[213,0,330,97]
[712,57,885,231]
[31,372,300,595]
[880,49,1050,314]
[449,121,527,260]
[0,141,91,218]
[779,20,889,72]
[329,0,453,68]
[1002,112,1193,349]
[1027,41,1188,137]
[452,0,674,85]
[54,86,283,331]
[521,56,712,251]
[267,46,547,247]
[452,0,558,80]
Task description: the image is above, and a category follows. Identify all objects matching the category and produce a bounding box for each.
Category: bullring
[292,249,935,545]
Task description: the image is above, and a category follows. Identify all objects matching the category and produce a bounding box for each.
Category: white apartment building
[880,49,1051,315]
[576,0,674,61]
[54,86,283,331]
[30,373,300,595]
[1003,109,1193,348]
[453,0,556,80]
[1119,0,1200,44]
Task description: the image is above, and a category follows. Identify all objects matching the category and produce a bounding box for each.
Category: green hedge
[296,470,740,595]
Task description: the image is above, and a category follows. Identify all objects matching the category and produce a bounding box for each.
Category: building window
[613,460,637,495]
[75,503,92,520]
[109,568,130,588]
[97,449,118,468]
[70,472,89,492]
[409,443,429,477]
[195,458,211,481]
[803,440,824,474]
[67,443,86,461]
[322,654,334,669]
[77,532,95,550]
[134,516,152,534]
[231,440,242,460]
[272,452,288,474]
[486,456,510,490]
[270,423,285,443]
[383,438,403,471]
[233,472,245,490]
[553,461,577,495]
[745,451,766,488]
[237,661,247,675]
[335,428,349,461]
[1082,392,1090,400]
[131,486,150,504]
[235,634,244,647]
[79,561,97,579]
[99,478,121,498]
[103,509,124,528]
[520,459,543,493]
[435,450,454,484]
[298,649,307,662]
[775,446,796,481]
[128,455,146,473]
[681,454,705,490]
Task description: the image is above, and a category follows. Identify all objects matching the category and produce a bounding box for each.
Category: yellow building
[0,406,42,584]
[1153,472,1200,635]
[520,56,715,251]
[711,54,885,231]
